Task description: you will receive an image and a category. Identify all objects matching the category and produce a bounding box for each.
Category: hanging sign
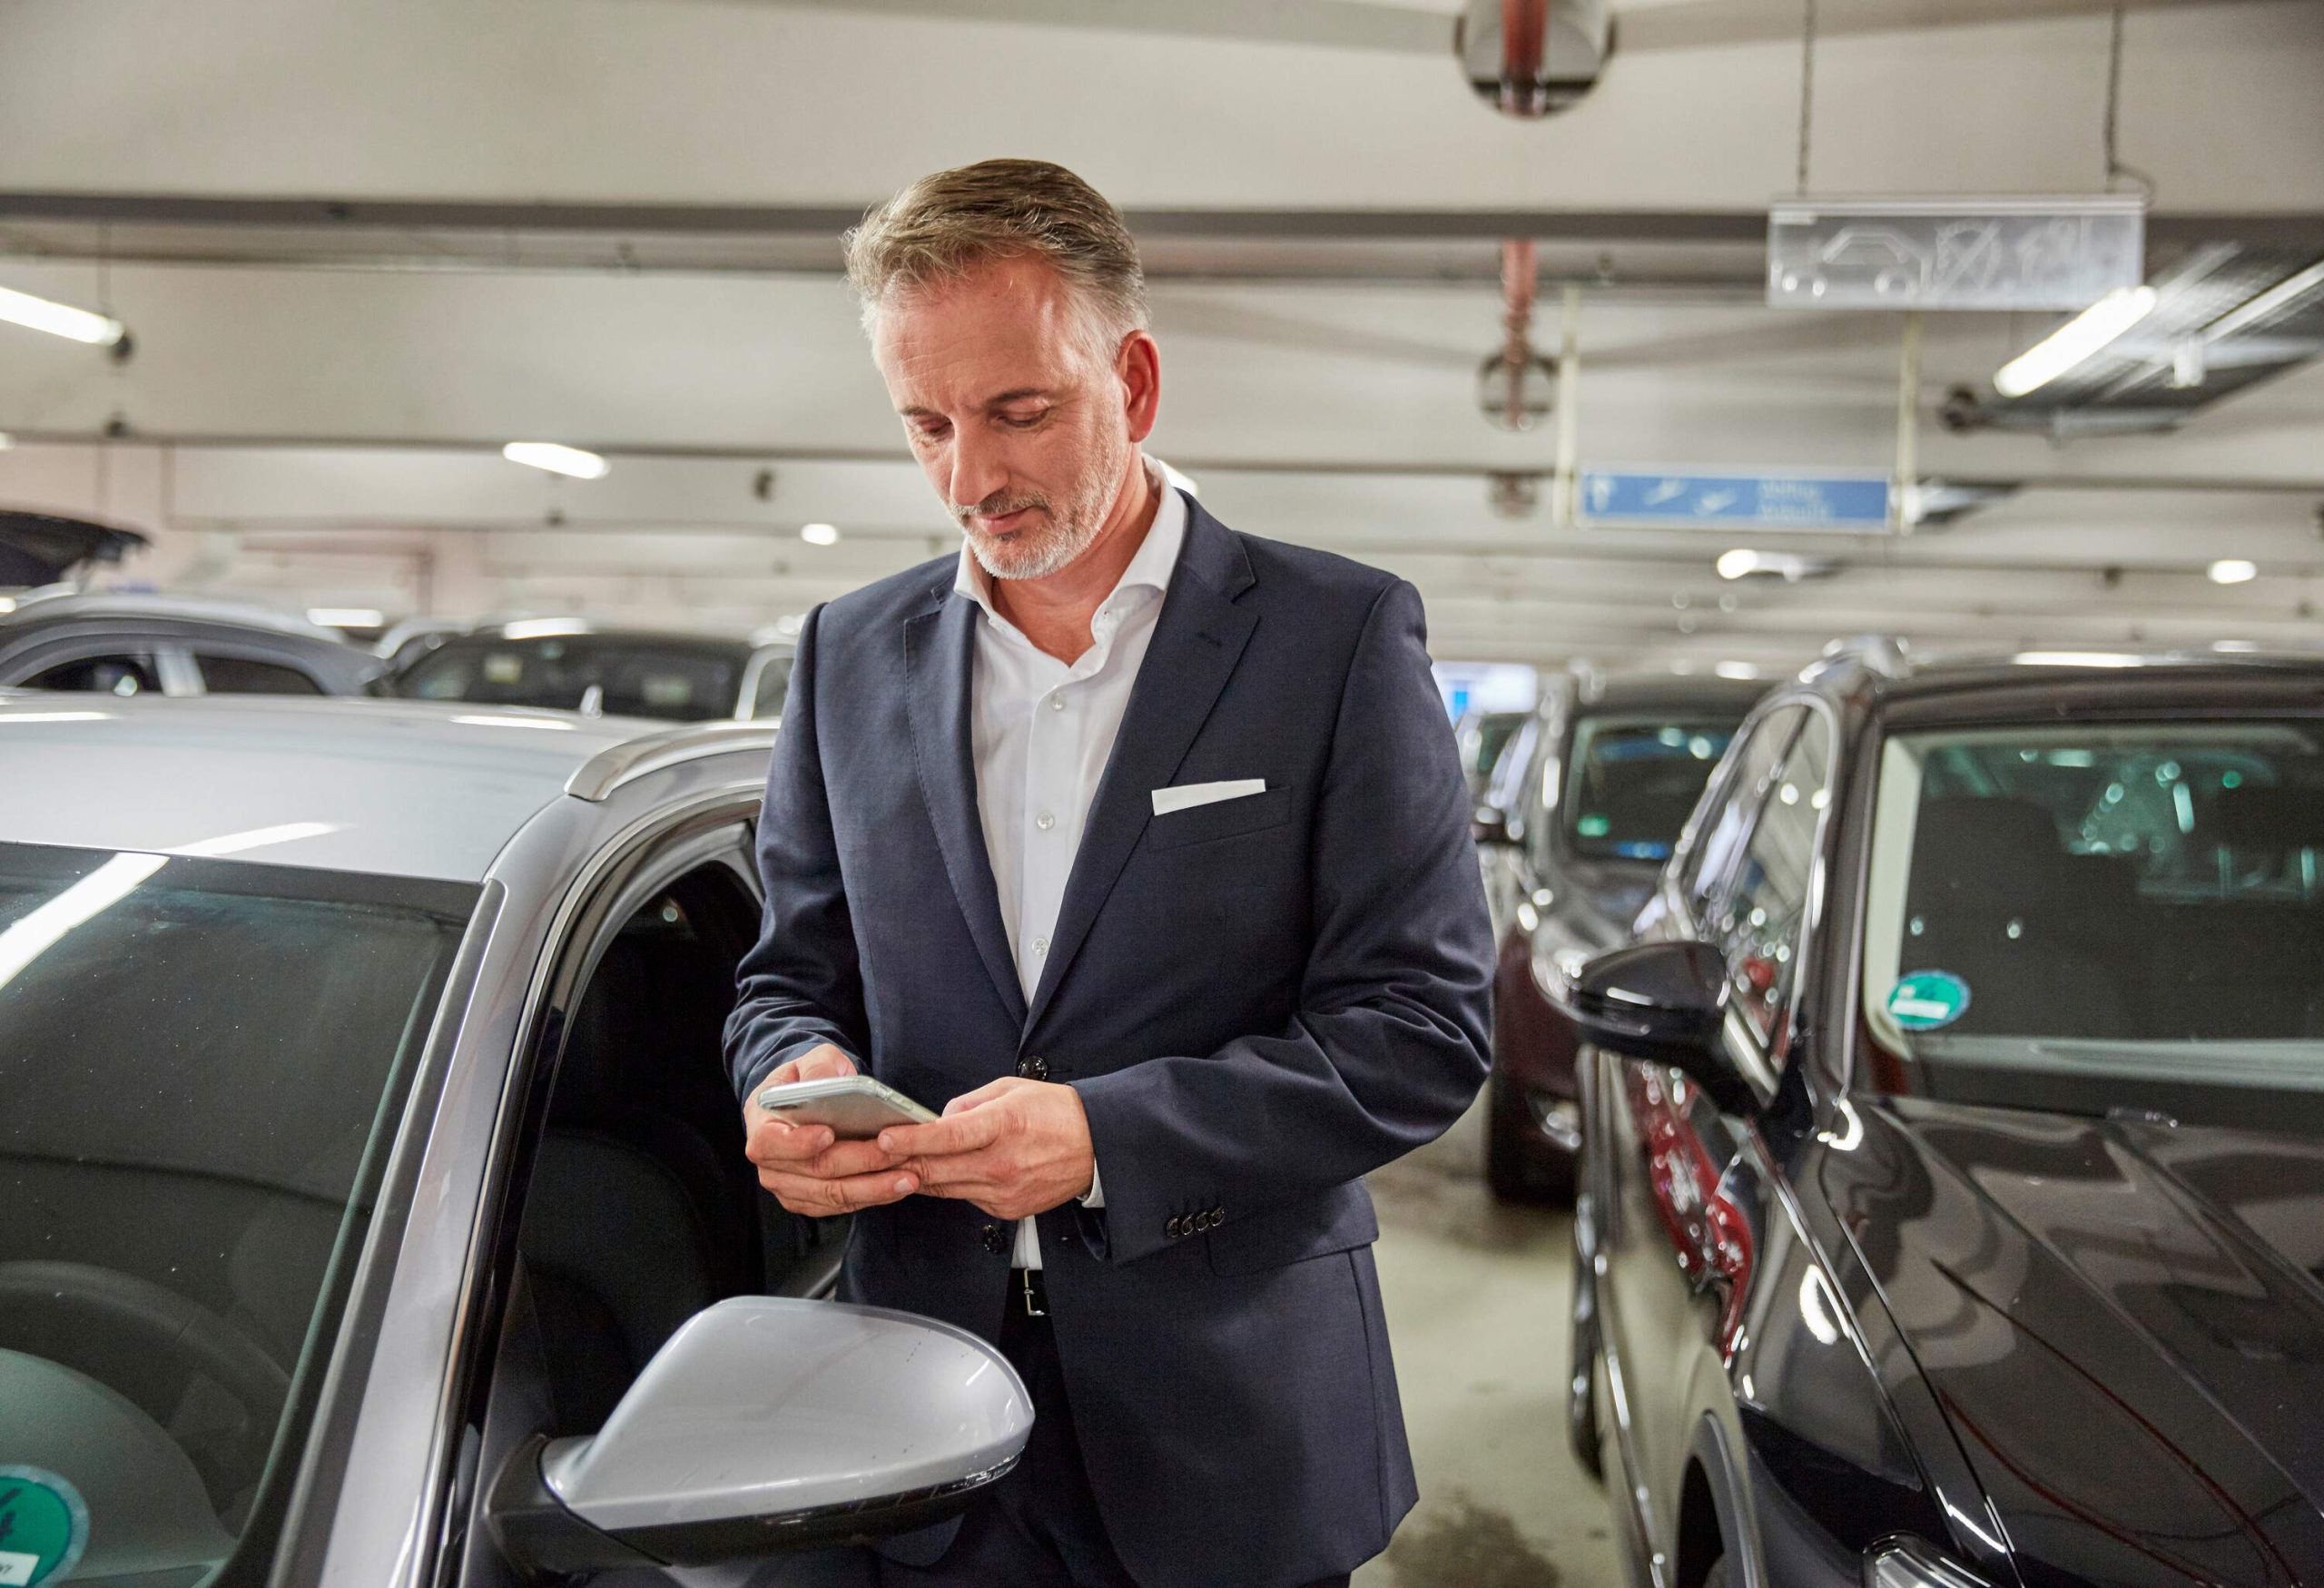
[1768,196,2146,311]
[1580,470,1893,531]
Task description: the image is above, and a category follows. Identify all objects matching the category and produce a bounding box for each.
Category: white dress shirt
[954,465,1187,1268]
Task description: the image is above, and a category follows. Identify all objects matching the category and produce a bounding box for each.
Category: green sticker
[1577,814,1611,837]
[0,1467,89,1587]
[1888,971,1972,1031]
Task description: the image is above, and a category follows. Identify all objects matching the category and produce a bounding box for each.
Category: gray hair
[843,158,1147,360]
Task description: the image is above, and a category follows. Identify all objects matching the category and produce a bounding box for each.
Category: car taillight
[1624,1060,1754,1355]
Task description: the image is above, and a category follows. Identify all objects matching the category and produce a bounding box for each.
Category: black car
[1561,642,2324,1588]
[382,618,793,723]
[1476,670,1765,1200]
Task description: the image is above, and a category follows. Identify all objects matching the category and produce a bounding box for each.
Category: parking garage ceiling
[3,0,2322,670]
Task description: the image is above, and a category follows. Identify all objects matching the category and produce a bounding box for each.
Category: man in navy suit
[725,159,1492,1588]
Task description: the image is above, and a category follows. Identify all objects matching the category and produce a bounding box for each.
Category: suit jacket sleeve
[723,603,869,1098]
[1070,577,1494,1265]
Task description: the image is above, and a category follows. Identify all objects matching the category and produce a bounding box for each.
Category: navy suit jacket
[724,498,1493,1588]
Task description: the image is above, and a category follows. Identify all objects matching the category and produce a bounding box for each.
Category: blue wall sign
[1581,470,1893,531]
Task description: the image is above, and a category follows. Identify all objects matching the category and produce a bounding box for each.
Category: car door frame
[282,752,775,1588]
[1590,690,1847,1587]
[430,802,770,1588]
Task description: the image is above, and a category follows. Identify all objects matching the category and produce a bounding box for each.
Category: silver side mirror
[488,1297,1031,1574]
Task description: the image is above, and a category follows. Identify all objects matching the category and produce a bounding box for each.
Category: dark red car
[1476,670,1766,1199]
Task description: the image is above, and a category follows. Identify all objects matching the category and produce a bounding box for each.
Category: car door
[11,646,170,696]
[1593,705,1807,1564]
[436,809,850,1587]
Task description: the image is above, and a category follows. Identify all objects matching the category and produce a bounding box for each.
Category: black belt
[1015,1267,1049,1318]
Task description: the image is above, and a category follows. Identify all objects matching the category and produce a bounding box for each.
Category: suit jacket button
[1017,1054,1050,1081]
[1166,1216,1184,1238]
[1205,1209,1222,1230]
[980,1223,1006,1255]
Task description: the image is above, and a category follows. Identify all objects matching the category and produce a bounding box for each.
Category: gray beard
[960,449,1137,583]
[966,508,1103,582]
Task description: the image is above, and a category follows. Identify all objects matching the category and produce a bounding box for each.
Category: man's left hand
[878,1078,1095,1222]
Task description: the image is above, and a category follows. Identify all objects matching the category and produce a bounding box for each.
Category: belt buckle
[1020,1268,1048,1318]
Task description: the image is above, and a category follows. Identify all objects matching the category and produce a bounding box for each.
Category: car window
[22,652,163,695]
[197,654,328,695]
[1707,710,1833,1052]
[1859,718,2324,1127]
[1564,715,1743,863]
[390,636,748,723]
[0,843,477,1586]
[1682,705,1804,918]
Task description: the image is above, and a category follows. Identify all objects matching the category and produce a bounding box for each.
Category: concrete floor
[1353,1101,1619,1588]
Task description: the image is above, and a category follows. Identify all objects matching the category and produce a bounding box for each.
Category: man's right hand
[743,1044,921,1216]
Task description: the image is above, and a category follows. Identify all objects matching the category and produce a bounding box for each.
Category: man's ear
[1118,330,1161,444]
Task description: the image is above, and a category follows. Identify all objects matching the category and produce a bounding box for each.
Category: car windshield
[1859,719,2324,1125]
[1566,715,1740,862]
[390,633,748,722]
[0,843,477,1584]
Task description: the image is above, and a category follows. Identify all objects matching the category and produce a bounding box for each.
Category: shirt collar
[952,461,1188,624]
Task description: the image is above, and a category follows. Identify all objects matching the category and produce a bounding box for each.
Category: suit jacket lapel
[1023,507,1258,1031]
[904,587,1029,1028]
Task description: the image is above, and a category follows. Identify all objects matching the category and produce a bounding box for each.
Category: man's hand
[742,1044,920,1217]
[876,1077,1096,1222]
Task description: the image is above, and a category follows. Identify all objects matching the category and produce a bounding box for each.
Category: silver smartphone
[753,1074,940,1140]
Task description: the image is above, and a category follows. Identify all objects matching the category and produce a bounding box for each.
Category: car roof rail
[566,719,778,802]
[1802,633,1912,685]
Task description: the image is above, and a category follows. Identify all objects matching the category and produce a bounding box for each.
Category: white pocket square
[1151,779,1267,816]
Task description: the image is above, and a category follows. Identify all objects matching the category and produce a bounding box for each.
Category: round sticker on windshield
[0,1467,90,1587]
[1888,971,1972,1031]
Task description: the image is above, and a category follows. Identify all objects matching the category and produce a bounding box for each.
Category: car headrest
[2211,784,2324,853]
[1906,796,2072,907]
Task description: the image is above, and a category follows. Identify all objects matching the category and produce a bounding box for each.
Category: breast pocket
[1145,784,1295,851]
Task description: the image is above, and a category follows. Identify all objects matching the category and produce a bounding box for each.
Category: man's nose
[948,429,1010,511]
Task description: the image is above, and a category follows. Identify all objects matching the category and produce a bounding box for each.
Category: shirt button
[1035,811,1056,831]
[1031,935,1049,956]
[1049,694,1067,712]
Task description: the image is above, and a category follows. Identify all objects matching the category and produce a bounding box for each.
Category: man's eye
[910,422,950,443]
[1000,411,1048,429]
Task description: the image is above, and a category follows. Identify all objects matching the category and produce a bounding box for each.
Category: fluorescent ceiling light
[502,441,610,479]
[0,283,127,347]
[1713,660,1761,680]
[800,522,840,547]
[2212,639,2260,653]
[2201,259,2324,346]
[2208,558,2257,585]
[0,596,14,615]
[2014,651,2142,668]
[307,607,386,628]
[0,709,109,724]
[1993,285,2158,399]
[1716,548,1831,582]
[498,616,591,641]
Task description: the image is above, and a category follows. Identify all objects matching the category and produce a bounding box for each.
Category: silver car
[0,695,1029,1586]
[0,588,383,699]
